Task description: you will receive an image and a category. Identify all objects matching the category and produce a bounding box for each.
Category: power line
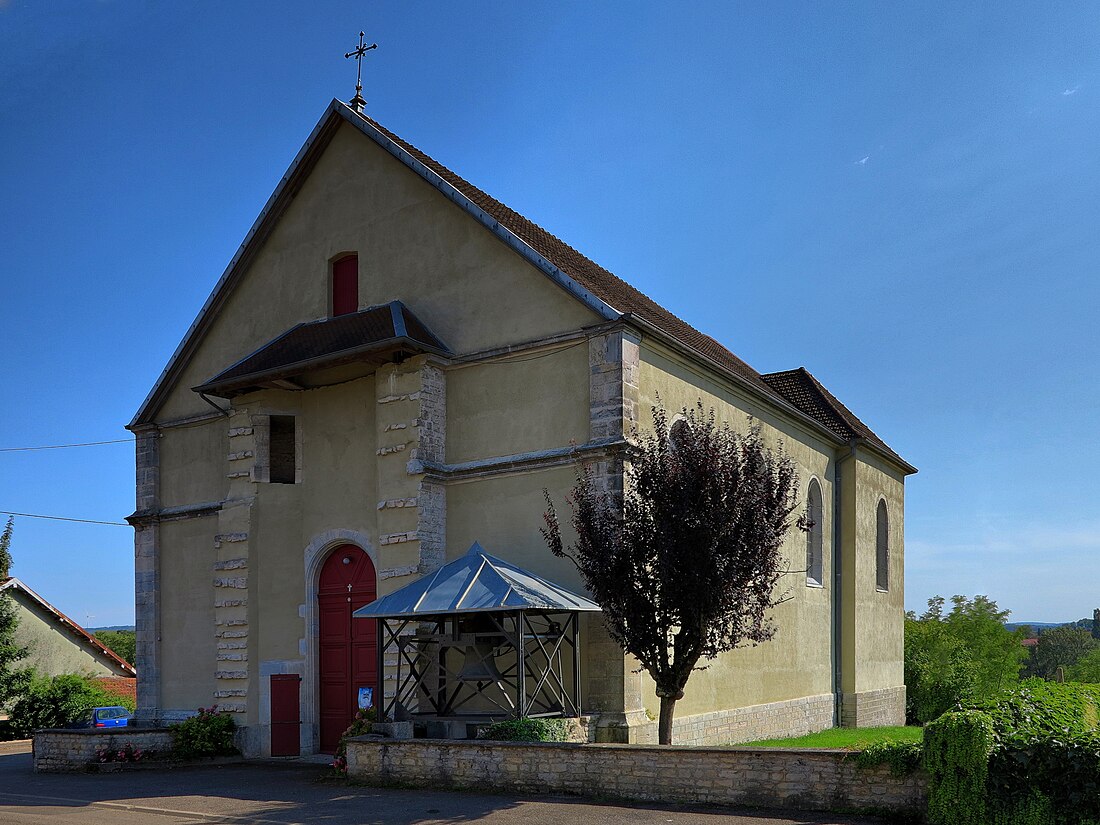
[0,511,128,527]
[0,438,133,453]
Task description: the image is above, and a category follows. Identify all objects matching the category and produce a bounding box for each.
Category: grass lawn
[739,726,923,749]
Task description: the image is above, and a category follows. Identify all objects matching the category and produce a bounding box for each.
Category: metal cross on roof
[344,31,378,113]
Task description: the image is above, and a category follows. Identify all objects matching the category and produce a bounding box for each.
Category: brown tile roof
[761,367,910,469]
[359,112,910,470]
[195,301,448,398]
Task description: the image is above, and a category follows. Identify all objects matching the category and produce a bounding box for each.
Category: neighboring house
[0,578,136,679]
[127,97,915,757]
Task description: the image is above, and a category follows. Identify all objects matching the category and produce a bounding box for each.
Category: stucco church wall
[159,419,226,508]
[159,517,216,713]
[154,121,597,424]
[445,345,590,465]
[445,466,586,592]
[851,450,905,697]
[635,342,837,722]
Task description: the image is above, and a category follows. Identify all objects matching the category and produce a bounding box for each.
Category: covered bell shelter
[354,542,601,731]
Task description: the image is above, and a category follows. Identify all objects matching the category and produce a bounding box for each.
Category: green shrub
[974,678,1100,747]
[8,673,118,737]
[923,710,995,825]
[169,706,237,759]
[478,717,571,742]
[924,682,1100,825]
[855,739,924,776]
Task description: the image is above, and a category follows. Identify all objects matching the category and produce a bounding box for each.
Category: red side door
[270,674,301,756]
[318,545,377,753]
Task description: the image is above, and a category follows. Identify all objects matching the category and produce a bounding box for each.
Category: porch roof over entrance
[353,542,601,619]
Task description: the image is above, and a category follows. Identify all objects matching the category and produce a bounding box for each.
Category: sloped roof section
[354,542,601,619]
[356,112,774,396]
[1,577,137,676]
[761,368,915,473]
[194,301,448,398]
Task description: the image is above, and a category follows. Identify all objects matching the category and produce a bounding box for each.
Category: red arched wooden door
[318,545,377,753]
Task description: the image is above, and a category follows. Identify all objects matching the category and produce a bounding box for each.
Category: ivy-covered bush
[924,710,995,825]
[925,681,1100,825]
[478,717,571,742]
[855,739,924,776]
[169,706,237,759]
[976,678,1100,746]
[8,674,120,737]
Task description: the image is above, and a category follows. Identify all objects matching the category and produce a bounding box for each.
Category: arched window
[669,418,690,451]
[331,254,358,316]
[806,479,823,586]
[876,499,889,591]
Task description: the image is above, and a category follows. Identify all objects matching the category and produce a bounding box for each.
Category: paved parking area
[0,741,889,825]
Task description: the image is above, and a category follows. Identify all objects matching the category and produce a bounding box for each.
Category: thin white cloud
[905,521,1100,619]
[1063,85,1080,96]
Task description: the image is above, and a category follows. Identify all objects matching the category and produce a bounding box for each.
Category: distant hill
[87,625,136,633]
[1007,620,1095,634]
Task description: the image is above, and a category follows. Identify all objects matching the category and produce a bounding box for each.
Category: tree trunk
[658,694,677,745]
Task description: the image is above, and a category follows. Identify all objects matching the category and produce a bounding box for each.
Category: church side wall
[843,450,905,726]
[635,342,839,730]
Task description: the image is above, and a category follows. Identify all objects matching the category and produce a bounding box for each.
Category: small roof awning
[194,301,449,399]
[354,542,601,619]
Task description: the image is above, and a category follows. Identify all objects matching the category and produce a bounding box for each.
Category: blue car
[90,706,131,728]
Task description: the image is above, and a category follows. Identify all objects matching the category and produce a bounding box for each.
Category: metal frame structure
[377,609,582,722]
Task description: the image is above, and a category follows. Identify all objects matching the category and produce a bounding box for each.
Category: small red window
[332,256,358,316]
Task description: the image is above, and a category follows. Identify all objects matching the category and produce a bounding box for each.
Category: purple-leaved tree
[543,403,806,745]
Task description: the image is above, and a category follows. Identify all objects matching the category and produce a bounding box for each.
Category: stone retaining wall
[346,738,927,815]
[32,728,175,773]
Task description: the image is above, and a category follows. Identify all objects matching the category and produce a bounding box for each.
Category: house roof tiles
[761,367,910,469]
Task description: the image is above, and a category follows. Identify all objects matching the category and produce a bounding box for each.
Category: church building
[127,96,915,757]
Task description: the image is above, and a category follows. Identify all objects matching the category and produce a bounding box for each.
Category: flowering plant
[332,707,375,773]
[95,742,152,763]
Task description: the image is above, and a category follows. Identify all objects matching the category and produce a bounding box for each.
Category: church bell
[456,615,505,682]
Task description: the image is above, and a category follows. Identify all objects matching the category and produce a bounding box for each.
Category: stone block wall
[345,738,927,815]
[669,693,836,746]
[841,686,906,728]
[32,729,175,773]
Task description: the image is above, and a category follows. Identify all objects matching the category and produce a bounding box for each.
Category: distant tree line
[906,593,1100,724]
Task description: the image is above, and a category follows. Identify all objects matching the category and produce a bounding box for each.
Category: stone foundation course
[346,738,926,815]
[33,728,176,773]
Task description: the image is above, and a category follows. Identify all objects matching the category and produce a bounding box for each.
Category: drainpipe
[833,439,858,726]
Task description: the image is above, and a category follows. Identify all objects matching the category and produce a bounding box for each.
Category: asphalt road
[0,740,891,825]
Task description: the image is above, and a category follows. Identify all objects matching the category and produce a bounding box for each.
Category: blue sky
[2,2,1098,627]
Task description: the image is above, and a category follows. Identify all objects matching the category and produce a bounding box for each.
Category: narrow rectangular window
[270,415,296,484]
[332,256,358,316]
